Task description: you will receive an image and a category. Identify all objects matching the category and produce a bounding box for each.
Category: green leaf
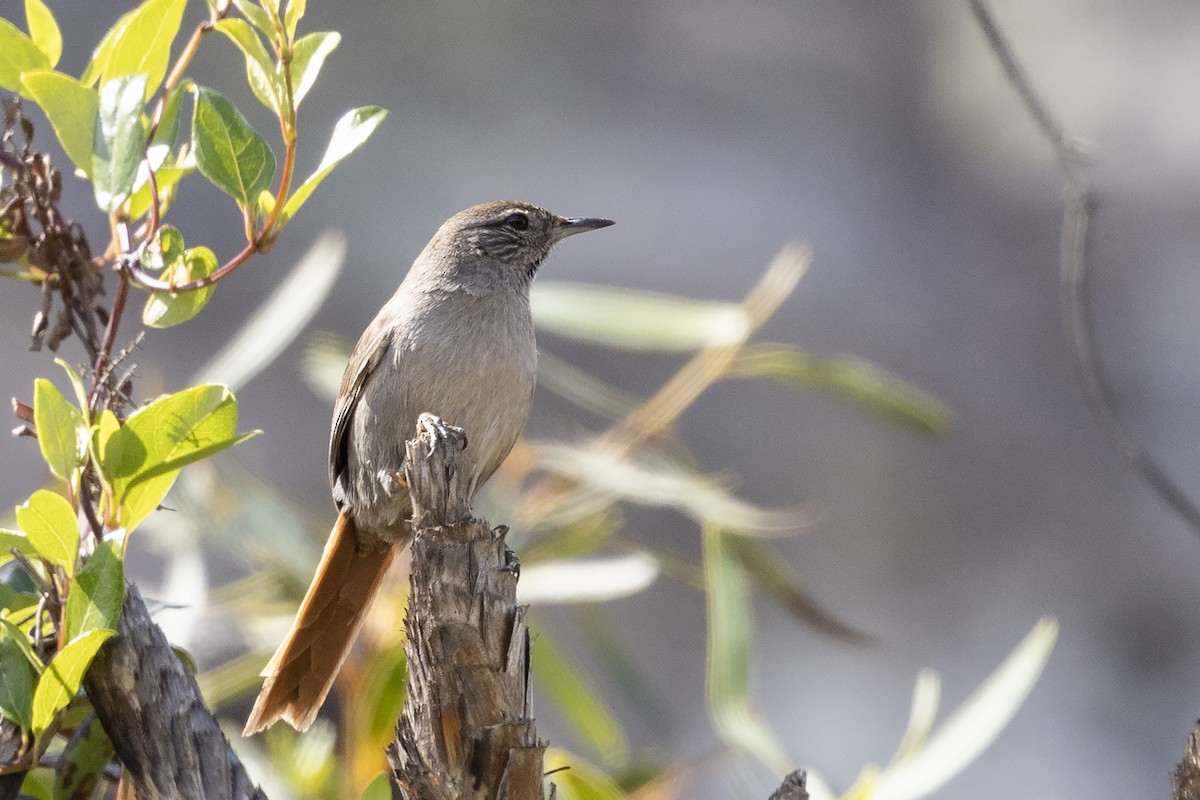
[20,71,99,177]
[33,378,87,484]
[363,644,406,742]
[702,524,791,774]
[126,166,190,221]
[54,713,115,800]
[148,84,185,168]
[104,384,258,530]
[191,85,276,208]
[92,74,148,212]
[214,18,282,113]
[143,246,218,328]
[289,31,339,108]
[81,0,186,95]
[0,619,43,673]
[31,629,114,735]
[64,540,124,641]
[0,627,35,727]
[0,17,49,93]
[0,528,38,566]
[55,359,89,423]
[24,0,61,67]
[232,0,275,37]
[730,344,953,436]
[531,627,629,764]
[531,283,750,352]
[283,0,306,41]
[358,773,391,800]
[16,490,80,577]
[871,618,1059,800]
[281,105,386,224]
[137,224,185,272]
[542,749,625,800]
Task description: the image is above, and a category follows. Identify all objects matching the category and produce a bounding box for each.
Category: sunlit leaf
[126,166,190,221]
[0,528,37,567]
[532,441,809,534]
[703,524,791,774]
[81,0,186,95]
[193,231,346,391]
[358,773,391,800]
[0,619,43,673]
[362,644,406,743]
[284,0,306,40]
[889,669,940,766]
[92,74,148,212]
[17,75,90,172]
[0,17,49,93]
[289,31,339,108]
[54,713,114,800]
[104,384,258,531]
[518,553,658,605]
[16,489,79,577]
[33,377,87,484]
[0,626,35,727]
[31,629,114,735]
[64,540,124,641]
[142,246,218,328]
[730,345,952,436]
[281,105,387,224]
[543,748,625,800]
[191,85,276,208]
[532,628,629,764]
[232,0,275,37]
[214,18,282,113]
[24,0,61,67]
[54,359,89,422]
[872,618,1058,800]
[532,283,750,352]
[147,84,185,168]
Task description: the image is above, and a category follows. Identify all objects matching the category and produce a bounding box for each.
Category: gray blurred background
[3,0,1200,797]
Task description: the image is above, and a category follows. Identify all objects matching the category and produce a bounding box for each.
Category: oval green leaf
[93,73,148,212]
[20,70,99,177]
[192,85,276,208]
[33,377,87,484]
[64,540,124,642]
[143,246,218,328]
[531,283,750,352]
[289,31,339,108]
[15,489,80,577]
[31,629,115,735]
[214,18,282,113]
[24,0,61,67]
[0,628,35,728]
[81,0,185,96]
[0,17,49,92]
[281,105,386,224]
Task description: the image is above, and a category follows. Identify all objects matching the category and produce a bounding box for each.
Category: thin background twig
[967,0,1200,535]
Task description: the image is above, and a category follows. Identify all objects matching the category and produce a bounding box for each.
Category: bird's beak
[553,216,615,242]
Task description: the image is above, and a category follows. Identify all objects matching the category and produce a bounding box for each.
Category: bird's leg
[416,412,468,458]
[378,467,407,497]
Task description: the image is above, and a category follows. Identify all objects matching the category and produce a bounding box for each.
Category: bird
[243,201,613,734]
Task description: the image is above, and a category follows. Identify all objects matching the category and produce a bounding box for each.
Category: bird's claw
[416,412,467,459]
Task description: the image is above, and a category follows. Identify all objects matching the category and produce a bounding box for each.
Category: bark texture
[1176,720,1200,800]
[83,582,266,800]
[768,770,808,800]
[387,424,546,800]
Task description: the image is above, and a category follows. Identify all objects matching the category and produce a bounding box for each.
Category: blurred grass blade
[537,350,641,420]
[730,345,951,435]
[727,536,870,642]
[874,617,1058,800]
[533,441,809,534]
[543,748,626,800]
[888,669,940,766]
[517,552,659,604]
[577,605,672,738]
[532,626,630,765]
[702,523,791,774]
[193,231,346,390]
[300,331,350,404]
[531,282,750,352]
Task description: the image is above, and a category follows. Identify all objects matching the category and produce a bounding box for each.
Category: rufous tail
[243,511,395,735]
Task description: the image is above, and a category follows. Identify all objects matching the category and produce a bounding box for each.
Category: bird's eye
[504,212,530,231]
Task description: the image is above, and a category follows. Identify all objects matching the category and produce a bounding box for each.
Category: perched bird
[244,201,613,734]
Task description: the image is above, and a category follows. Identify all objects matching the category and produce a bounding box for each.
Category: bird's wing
[328,313,394,504]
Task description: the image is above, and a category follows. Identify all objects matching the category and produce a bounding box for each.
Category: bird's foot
[416,412,468,458]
